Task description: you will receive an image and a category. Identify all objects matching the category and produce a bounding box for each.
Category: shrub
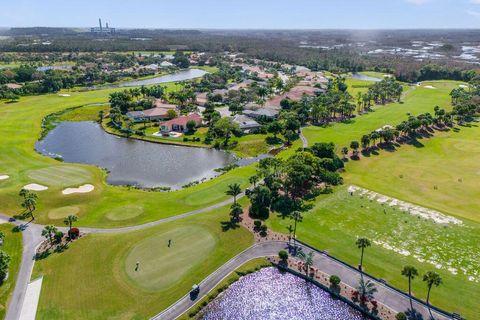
[68,228,79,240]
[278,250,288,261]
[54,231,64,243]
[253,220,262,229]
[395,312,407,320]
[183,137,189,142]
[329,274,341,287]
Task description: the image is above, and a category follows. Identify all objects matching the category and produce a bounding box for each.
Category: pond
[199,267,366,320]
[35,121,235,189]
[348,73,382,82]
[117,68,207,87]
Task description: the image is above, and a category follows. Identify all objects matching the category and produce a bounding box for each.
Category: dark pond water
[200,267,366,320]
[118,68,207,87]
[35,121,234,189]
[348,73,382,82]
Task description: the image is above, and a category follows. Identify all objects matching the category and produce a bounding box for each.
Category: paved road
[152,240,451,320]
[0,193,243,320]
[1,202,452,320]
[299,127,308,148]
[0,216,43,320]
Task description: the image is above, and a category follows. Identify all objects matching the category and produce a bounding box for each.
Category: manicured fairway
[0,224,23,319]
[32,204,253,319]
[268,187,480,319]
[303,81,460,149]
[345,124,480,222]
[125,225,216,290]
[0,89,256,227]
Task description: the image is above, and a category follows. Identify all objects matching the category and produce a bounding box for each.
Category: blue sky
[1,0,480,29]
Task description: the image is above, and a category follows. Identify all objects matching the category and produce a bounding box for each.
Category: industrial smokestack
[99,18,102,31]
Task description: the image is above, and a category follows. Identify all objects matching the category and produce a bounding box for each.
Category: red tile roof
[161,113,202,127]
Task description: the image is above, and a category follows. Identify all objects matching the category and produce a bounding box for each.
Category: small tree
[42,225,58,245]
[0,250,11,282]
[226,183,242,205]
[357,277,377,307]
[249,175,259,187]
[298,250,314,276]
[395,312,407,320]
[167,109,177,119]
[64,215,78,231]
[20,190,38,221]
[0,231,4,245]
[278,250,288,262]
[350,141,360,158]
[329,275,341,288]
[230,202,243,223]
[186,120,197,134]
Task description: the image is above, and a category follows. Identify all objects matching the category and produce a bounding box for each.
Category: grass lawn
[231,134,280,158]
[0,223,23,319]
[32,204,254,319]
[267,186,480,319]
[0,87,256,227]
[303,80,461,150]
[345,124,480,223]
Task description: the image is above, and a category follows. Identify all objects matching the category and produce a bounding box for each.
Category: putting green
[27,165,93,187]
[106,205,144,221]
[124,225,216,291]
[48,206,80,220]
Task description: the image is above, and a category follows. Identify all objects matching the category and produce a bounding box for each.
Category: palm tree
[357,277,377,307]
[21,193,38,221]
[226,183,242,205]
[64,215,78,231]
[42,225,58,245]
[291,211,302,248]
[423,271,442,320]
[356,238,371,272]
[401,265,419,312]
[230,202,243,223]
[298,250,314,277]
[249,175,259,187]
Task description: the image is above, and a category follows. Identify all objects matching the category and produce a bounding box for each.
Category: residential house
[160,61,174,68]
[160,113,203,133]
[126,101,178,122]
[232,114,261,133]
[243,108,279,120]
[5,83,23,90]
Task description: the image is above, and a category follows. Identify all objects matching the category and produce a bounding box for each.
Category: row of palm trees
[356,237,443,319]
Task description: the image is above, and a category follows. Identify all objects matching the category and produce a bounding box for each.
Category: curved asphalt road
[1,193,451,320]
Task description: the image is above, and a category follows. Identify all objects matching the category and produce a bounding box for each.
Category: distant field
[32,203,253,319]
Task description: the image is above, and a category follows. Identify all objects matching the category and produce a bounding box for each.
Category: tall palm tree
[356,238,371,272]
[64,215,78,231]
[423,271,442,320]
[401,265,419,312]
[298,250,314,277]
[42,225,58,245]
[291,211,302,248]
[226,183,242,205]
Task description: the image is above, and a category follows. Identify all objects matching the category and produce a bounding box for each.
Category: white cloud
[470,0,480,4]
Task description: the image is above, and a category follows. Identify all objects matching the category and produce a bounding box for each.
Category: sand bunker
[348,185,462,225]
[424,85,436,89]
[23,183,48,191]
[58,94,71,97]
[0,175,9,180]
[62,184,94,195]
[459,84,468,89]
